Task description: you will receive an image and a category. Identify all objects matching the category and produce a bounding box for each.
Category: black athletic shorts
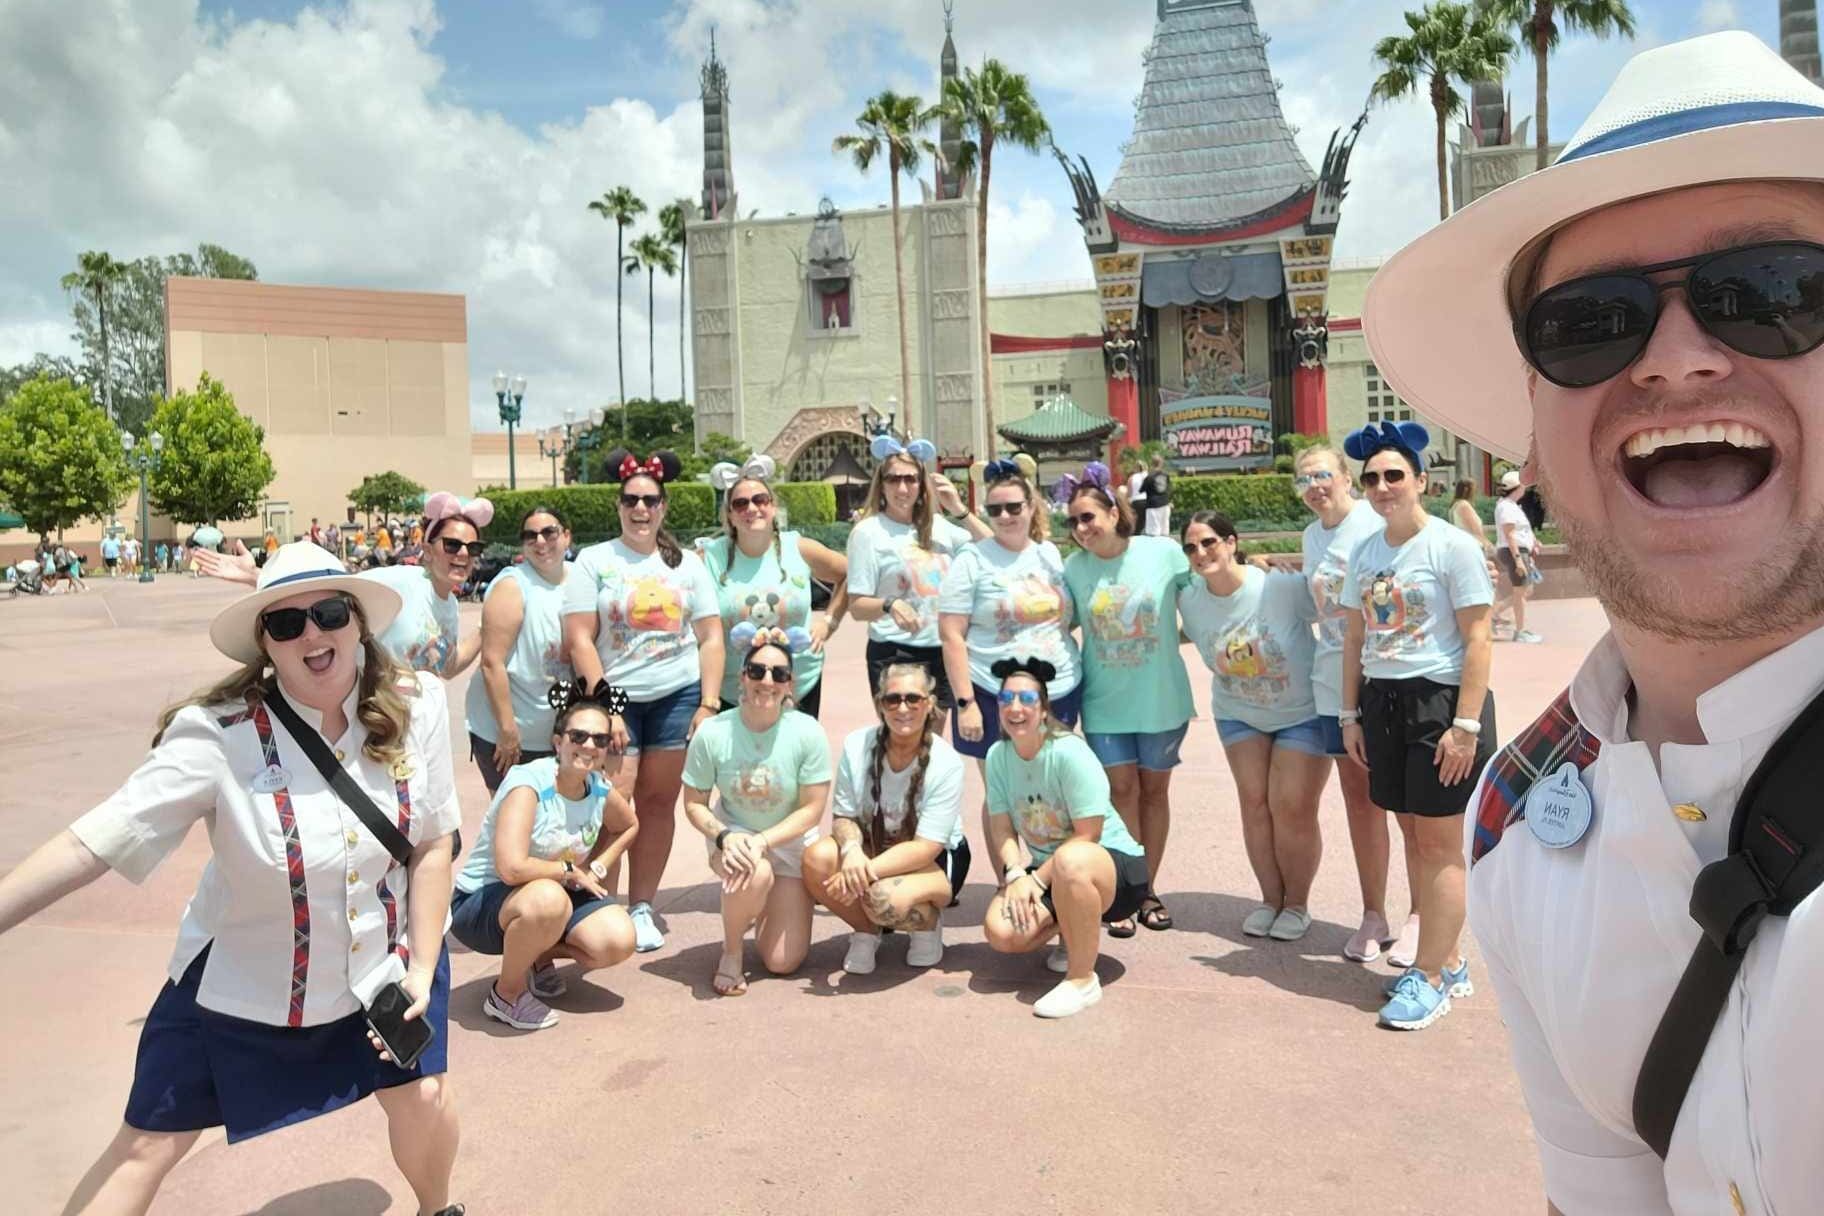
[1494,548,1531,588]
[1038,847,1150,924]
[1359,676,1495,818]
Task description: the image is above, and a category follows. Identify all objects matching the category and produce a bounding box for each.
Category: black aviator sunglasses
[1519,240,1824,388]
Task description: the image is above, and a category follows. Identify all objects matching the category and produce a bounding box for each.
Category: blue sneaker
[1379,967,1451,1030]
[629,901,664,953]
[1441,958,1474,999]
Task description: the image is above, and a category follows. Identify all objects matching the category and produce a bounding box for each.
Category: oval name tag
[251,764,291,794]
[1526,761,1593,849]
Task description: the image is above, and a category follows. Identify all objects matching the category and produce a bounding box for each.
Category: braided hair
[865,662,939,855]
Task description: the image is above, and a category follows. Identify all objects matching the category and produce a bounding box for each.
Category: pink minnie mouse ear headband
[729,622,813,657]
[709,454,778,492]
[422,491,494,538]
[870,434,937,465]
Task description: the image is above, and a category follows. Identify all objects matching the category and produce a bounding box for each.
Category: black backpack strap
[267,691,415,868]
[1632,681,1824,1157]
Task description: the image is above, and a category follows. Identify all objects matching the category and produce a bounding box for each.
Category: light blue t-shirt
[1180,567,1319,733]
[937,538,1080,696]
[561,539,720,702]
[464,561,574,746]
[456,757,612,894]
[681,709,833,833]
[1341,518,1494,683]
[1062,535,1195,734]
[831,725,966,850]
[101,537,120,560]
[699,531,824,705]
[985,733,1144,862]
[846,513,974,648]
[363,564,461,675]
[1301,500,1385,715]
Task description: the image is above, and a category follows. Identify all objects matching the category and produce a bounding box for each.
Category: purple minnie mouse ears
[1343,420,1431,463]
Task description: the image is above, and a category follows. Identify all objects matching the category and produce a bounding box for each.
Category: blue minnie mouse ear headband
[1343,420,1431,463]
[871,434,937,465]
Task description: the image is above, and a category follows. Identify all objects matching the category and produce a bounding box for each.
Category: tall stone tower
[936,1,964,201]
[1783,0,1821,85]
[700,31,734,220]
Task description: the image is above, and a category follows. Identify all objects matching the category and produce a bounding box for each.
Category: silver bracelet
[1451,717,1483,735]
[1337,708,1362,724]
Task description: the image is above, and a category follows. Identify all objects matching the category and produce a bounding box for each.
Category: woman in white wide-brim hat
[0,542,467,1216]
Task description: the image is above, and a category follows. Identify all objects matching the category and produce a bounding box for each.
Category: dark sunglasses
[1359,468,1410,489]
[998,688,1042,707]
[621,493,664,509]
[743,661,792,684]
[563,728,611,748]
[1520,240,1824,388]
[984,501,1026,518]
[879,691,928,709]
[882,473,922,487]
[437,537,485,557]
[730,493,773,512]
[1182,536,1226,555]
[520,525,563,544]
[1068,511,1100,529]
[260,594,352,641]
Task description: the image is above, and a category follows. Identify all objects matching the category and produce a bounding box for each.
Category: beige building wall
[986,289,1109,433]
[473,431,562,492]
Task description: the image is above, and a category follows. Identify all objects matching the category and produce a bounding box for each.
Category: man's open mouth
[1618,422,1775,509]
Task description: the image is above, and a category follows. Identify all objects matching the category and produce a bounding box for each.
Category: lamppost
[538,408,577,486]
[492,371,528,489]
[121,430,164,584]
[574,407,605,484]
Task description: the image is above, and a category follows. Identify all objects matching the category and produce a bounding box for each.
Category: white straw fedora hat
[1364,30,1824,461]
[209,541,402,666]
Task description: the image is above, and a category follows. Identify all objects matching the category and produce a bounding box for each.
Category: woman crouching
[449,680,640,1032]
[802,663,971,975]
[982,657,1149,1019]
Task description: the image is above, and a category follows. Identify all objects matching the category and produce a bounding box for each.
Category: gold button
[1673,803,1707,823]
[1730,1181,1746,1215]
[350,941,361,954]
[334,748,346,762]
[348,908,358,923]
[347,871,359,885]
[346,830,359,846]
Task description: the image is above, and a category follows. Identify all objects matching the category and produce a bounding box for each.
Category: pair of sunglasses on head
[1520,240,1824,386]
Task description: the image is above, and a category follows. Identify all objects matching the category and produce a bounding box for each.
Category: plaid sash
[1472,688,1601,866]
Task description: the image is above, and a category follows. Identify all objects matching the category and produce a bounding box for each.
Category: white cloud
[532,0,606,40]
[1696,0,1740,32]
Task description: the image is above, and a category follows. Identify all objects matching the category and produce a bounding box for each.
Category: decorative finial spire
[943,0,955,35]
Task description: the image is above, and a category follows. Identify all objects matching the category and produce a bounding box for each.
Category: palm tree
[587,186,647,439]
[934,60,1051,459]
[658,199,690,400]
[1373,2,1516,220]
[1479,0,1636,170]
[834,91,940,422]
[59,250,128,421]
[627,233,677,402]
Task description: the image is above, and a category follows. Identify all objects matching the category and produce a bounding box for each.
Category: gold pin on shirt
[1672,803,1706,823]
[390,759,414,781]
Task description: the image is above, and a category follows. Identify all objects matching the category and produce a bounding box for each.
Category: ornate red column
[1292,364,1328,435]
[1106,373,1139,461]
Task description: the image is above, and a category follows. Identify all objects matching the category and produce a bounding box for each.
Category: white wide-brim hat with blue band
[1364,30,1824,461]
[209,541,402,665]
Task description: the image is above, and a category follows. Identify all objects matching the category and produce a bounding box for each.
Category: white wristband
[1451,717,1482,735]
[1337,709,1362,724]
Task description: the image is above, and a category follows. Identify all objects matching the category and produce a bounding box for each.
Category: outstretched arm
[0,831,109,936]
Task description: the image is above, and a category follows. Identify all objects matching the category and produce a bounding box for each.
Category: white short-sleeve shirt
[1495,497,1538,551]
[1468,626,1824,1214]
[831,725,966,850]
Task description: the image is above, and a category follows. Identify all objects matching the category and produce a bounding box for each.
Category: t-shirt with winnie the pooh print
[563,538,720,701]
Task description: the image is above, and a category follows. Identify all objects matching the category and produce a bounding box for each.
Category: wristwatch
[881,596,901,615]
[562,859,576,886]
[956,696,975,711]
[588,858,608,881]
[699,698,722,712]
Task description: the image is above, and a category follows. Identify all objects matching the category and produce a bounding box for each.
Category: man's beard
[1537,466,1824,641]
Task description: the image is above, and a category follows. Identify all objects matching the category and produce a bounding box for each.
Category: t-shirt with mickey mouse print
[698,531,823,706]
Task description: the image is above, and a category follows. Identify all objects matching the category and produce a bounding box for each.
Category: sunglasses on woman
[1068,511,1100,529]
[882,473,921,488]
[564,728,611,748]
[520,525,563,543]
[1519,240,1824,388]
[730,493,773,512]
[261,595,352,641]
[1359,468,1409,489]
[984,501,1026,518]
[997,688,1042,707]
[1293,470,1335,490]
[437,537,485,557]
[879,692,928,709]
[621,493,664,509]
[1182,536,1225,555]
[743,661,792,684]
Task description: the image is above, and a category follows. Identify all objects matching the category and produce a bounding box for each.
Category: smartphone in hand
[365,980,435,1069]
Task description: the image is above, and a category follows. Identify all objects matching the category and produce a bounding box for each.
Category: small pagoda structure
[1055,0,1362,469]
[998,395,1123,470]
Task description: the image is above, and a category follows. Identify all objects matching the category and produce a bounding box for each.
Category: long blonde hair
[155,599,414,763]
[859,452,934,551]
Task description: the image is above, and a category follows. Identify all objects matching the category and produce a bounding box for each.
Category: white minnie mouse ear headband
[709,454,778,492]
[871,434,937,465]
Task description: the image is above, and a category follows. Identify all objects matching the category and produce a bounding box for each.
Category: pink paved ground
[0,577,1610,1214]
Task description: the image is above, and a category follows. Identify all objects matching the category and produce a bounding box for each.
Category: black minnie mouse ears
[547,677,630,716]
[990,656,1057,685]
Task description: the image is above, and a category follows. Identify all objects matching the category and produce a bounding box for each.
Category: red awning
[989,333,1105,354]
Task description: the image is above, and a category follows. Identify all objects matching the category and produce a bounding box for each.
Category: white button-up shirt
[1468,626,1824,1215]
[71,671,460,1027]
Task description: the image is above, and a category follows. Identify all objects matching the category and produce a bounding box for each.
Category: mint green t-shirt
[681,709,833,833]
[698,531,824,706]
[1062,535,1195,733]
[985,733,1144,862]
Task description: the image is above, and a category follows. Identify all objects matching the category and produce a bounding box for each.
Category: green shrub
[772,482,836,528]
[1171,474,1305,525]
[480,481,835,546]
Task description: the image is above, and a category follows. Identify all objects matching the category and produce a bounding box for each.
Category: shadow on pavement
[448,971,627,1034]
[239,1178,391,1215]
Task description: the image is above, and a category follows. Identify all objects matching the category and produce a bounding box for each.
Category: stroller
[7,558,45,597]
[461,552,508,601]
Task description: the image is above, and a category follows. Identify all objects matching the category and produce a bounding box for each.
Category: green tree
[59,250,128,422]
[627,232,678,402]
[146,373,276,525]
[659,199,691,400]
[0,374,133,536]
[1478,0,1636,170]
[834,92,940,420]
[1372,2,1516,220]
[698,431,752,469]
[0,354,86,405]
[587,186,647,437]
[349,471,426,525]
[934,60,1051,458]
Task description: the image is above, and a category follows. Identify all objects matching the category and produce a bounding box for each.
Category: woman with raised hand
[1179,511,1326,941]
[1059,462,1193,935]
[981,658,1149,1019]
[681,630,832,996]
[845,433,989,707]
[450,680,639,1033]
[1337,421,1496,1032]
[563,450,723,956]
[0,543,465,1215]
[466,505,576,793]
[699,454,849,719]
[801,662,969,974]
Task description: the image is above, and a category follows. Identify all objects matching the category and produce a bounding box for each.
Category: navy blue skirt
[125,944,451,1143]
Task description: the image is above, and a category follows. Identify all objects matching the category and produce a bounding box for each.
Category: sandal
[712,954,748,997]
[1136,897,1173,931]
[1105,916,1138,939]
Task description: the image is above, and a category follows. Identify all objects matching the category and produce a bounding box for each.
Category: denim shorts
[1215,715,1333,757]
[448,882,619,955]
[952,683,1083,760]
[1083,723,1189,772]
[624,682,700,755]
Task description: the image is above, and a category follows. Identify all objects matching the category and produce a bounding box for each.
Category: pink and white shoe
[1387,914,1422,970]
[1344,911,1396,963]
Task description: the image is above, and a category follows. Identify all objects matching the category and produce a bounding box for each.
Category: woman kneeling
[450,681,639,1032]
[981,658,1149,1018]
[802,663,971,975]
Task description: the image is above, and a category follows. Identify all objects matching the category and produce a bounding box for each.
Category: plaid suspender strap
[1471,688,1601,867]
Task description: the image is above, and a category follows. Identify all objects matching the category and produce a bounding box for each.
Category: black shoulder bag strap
[266,690,414,869]
[1632,681,1824,1157]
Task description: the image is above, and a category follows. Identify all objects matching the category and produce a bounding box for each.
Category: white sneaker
[1046,944,1070,973]
[629,902,664,953]
[1034,975,1102,1019]
[906,925,944,967]
[1514,629,1545,644]
[1242,904,1278,937]
[843,931,882,975]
